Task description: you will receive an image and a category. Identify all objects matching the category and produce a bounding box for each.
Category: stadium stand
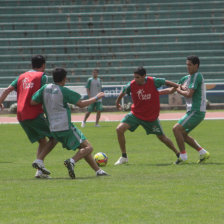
[0,0,224,87]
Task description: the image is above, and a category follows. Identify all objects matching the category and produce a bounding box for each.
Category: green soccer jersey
[178,72,206,112]
[122,77,166,95]
[32,84,81,132]
[86,77,102,101]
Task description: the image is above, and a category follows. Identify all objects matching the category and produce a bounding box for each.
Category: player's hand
[0,103,4,111]
[180,84,187,91]
[116,103,122,111]
[96,92,105,99]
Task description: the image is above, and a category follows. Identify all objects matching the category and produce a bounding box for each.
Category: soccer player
[160,56,210,164]
[81,69,103,127]
[0,55,57,178]
[114,66,180,165]
[31,68,108,179]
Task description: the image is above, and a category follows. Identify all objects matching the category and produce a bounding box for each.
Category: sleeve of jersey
[189,73,201,89]
[10,77,19,90]
[178,77,185,85]
[64,87,81,105]
[122,82,131,95]
[85,78,91,89]
[41,74,48,86]
[153,78,166,88]
[32,86,45,103]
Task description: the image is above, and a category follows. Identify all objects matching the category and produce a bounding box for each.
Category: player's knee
[173,124,179,134]
[116,125,124,134]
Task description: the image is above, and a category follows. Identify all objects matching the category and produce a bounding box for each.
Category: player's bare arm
[0,85,15,110]
[76,92,105,108]
[115,92,125,110]
[30,100,39,105]
[159,87,176,95]
[176,86,194,98]
[159,80,179,95]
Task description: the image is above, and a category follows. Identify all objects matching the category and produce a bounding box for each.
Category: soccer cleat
[197,151,210,164]
[81,121,85,128]
[32,160,51,175]
[95,124,100,127]
[114,157,128,165]
[174,157,188,165]
[35,170,51,179]
[64,159,75,179]
[96,169,109,176]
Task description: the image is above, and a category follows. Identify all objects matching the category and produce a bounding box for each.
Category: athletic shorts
[52,123,86,150]
[87,102,103,112]
[121,112,164,135]
[19,114,52,143]
[178,111,205,133]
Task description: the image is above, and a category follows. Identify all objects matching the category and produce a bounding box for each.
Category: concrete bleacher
[0,0,224,87]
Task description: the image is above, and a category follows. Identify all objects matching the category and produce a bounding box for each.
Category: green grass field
[0,120,224,224]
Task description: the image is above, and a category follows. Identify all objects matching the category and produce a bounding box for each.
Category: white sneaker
[32,159,51,175]
[95,124,100,127]
[35,170,51,179]
[114,157,128,165]
[96,169,109,176]
[81,121,85,128]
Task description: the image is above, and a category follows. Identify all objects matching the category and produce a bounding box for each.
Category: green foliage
[0,120,224,224]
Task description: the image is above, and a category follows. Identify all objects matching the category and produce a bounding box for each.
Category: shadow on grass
[118,161,224,167]
[0,161,13,163]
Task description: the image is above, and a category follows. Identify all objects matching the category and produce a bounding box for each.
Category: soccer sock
[180,151,187,161]
[70,158,75,164]
[36,159,43,164]
[122,153,127,158]
[198,148,207,155]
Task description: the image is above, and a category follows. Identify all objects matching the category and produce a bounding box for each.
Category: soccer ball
[94,152,108,167]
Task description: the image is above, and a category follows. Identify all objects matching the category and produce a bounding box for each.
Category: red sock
[196,147,203,152]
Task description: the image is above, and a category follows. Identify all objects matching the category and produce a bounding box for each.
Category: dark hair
[134,66,146,76]
[31,55,46,69]
[187,55,200,68]
[53,68,67,83]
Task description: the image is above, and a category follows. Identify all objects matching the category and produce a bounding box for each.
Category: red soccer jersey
[16,71,44,121]
[130,76,160,121]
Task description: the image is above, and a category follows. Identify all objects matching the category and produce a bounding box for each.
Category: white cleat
[32,159,51,175]
[96,169,109,176]
[114,157,128,165]
[81,121,85,128]
[95,124,100,127]
[35,170,51,179]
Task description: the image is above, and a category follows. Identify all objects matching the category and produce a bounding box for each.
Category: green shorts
[178,111,205,133]
[87,102,103,112]
[52,123,86,150]
[121,113,164,135]
[19,114,52,143]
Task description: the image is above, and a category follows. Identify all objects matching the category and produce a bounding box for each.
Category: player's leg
[62,125,107,178]
[181,112,209,163]
[172,123,188,164]
[116,122,130,154]
[37,137,57,160]
[115,113,139,165]
[81,111,91,127]
[79,140,108,176]
[142,118,179,158]
[20,115,56,176]
[95,102,103,127]
[156,134,180,158]
[95,111,101,127]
